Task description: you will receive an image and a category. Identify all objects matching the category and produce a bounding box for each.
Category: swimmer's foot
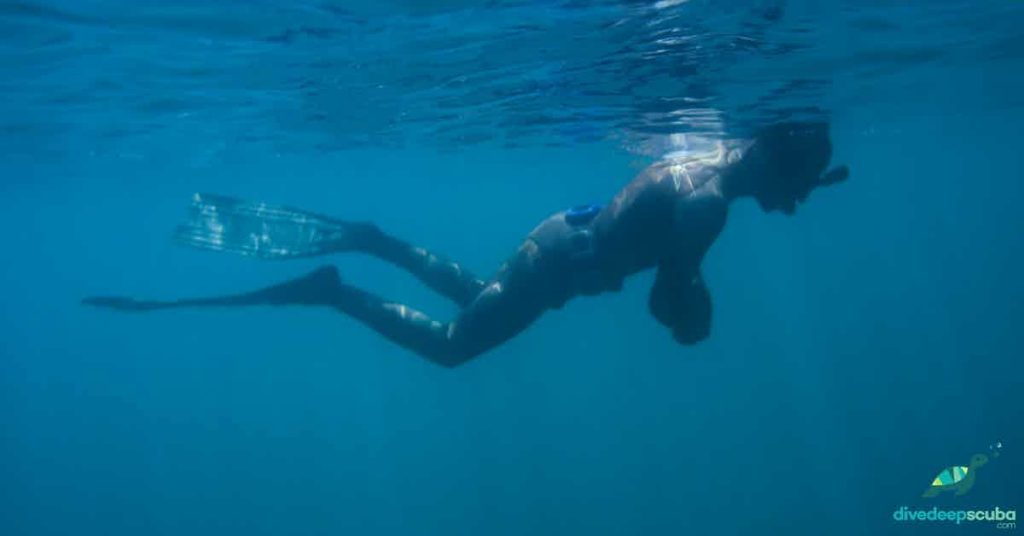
[174,193,379,260]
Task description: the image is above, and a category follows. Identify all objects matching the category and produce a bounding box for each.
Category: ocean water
[2,1,1022,535]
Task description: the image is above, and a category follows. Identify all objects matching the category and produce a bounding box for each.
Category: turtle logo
[922,442,1002,498]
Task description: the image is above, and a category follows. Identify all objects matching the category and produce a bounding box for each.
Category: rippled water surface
[3,0,1021,158]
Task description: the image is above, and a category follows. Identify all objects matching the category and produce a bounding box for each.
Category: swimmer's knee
[435,351,476,368]
[436,323,483,368]
[442,341,477,368]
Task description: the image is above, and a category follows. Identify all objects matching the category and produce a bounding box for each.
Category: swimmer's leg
[334,238,549,365]
[357,225,486,307]
[175,193,485,306]
[322,273,544,367]
[83,265,541,368]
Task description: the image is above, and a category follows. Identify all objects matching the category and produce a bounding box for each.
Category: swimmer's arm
[647,192,727,344]
[649,266,712,344]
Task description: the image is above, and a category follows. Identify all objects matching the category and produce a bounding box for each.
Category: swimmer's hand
[649,273,712,345]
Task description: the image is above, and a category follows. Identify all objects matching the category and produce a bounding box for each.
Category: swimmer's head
[739,122,849,214]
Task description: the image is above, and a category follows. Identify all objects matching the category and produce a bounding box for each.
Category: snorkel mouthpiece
[818,165,849,187]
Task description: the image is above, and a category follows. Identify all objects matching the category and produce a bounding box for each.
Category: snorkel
[818,165,850,187]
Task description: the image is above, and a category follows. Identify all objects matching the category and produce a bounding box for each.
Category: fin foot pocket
[82,296,163,311]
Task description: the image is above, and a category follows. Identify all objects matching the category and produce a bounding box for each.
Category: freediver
[84,122,849,368]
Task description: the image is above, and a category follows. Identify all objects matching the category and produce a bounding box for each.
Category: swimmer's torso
[514,147,733,310]
[600,152,730,267]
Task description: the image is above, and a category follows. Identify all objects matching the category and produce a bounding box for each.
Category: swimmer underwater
[84,122,849,368]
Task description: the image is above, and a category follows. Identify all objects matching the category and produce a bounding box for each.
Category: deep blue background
[2,2,1023,535]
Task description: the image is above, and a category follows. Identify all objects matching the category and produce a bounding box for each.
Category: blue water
[2,1,1022,535]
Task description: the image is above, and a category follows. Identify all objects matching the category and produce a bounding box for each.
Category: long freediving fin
[174,193,370,260]
[82,266,345,311]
